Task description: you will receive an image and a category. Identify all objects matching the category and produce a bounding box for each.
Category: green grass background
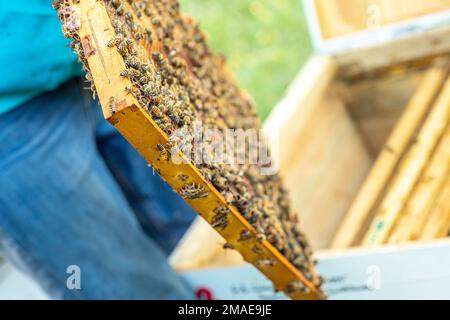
[179,0,313,120]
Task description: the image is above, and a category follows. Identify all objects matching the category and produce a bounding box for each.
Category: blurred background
[180,0,312,120]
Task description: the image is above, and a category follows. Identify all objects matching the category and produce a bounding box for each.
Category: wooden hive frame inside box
[69,0,323,300]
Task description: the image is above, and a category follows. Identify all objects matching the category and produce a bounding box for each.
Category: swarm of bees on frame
[55,0,324,295]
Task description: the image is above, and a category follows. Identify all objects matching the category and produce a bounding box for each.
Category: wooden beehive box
[171,0,450,282]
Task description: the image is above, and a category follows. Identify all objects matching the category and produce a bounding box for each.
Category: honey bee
[222,192,234,204]
[52,0,62,10]
[143,7,151,17]
[256,233,266,242]
[302,269,314,282]
[214,206,229,215]
[140,63,151,73]
[142,84,154,96]
[252,245,264,256]
[292,254,307,267]
[85,71,93,83]
[151,16,161,26]
[179,183,208,200]
[177,174,189,182]
[211,215,228,230]
[156,143,165,152]
[107,38,117,48]
[211,206,229,230]
[313,276,324,288]
[255,259,275,268]
[125,38,134,50]
[150,106,163,118]
[110,0,121,9]
[120,69,130,78]
[152,52,164,63]
[139,75,150,85]
[131,23,139,34]
[108,96,117,114]
[116,4,125,16]
[124,12,133,22]
[285,280,306,294]
[223,243,234,250]
[118,22,129,36]
[239,230,252,242]
[124,85,139,96]
[125,55,140,69]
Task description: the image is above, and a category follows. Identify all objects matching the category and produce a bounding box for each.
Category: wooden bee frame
[72,0,323,300]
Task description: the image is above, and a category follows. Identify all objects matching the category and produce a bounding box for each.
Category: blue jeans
[0,78,196,299]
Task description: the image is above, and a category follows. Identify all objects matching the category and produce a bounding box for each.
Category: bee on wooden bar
[108,97,118,115]
[285,280,310,294]
[252,245,264,256]
[107,38,117,48]
[255,259,275,268]
[211,206,229,230]
[222,191,234,205]
[179,183,208,200]
[124,85,139,97]
[223,243,234,250]
[239,230,252,242]
[120,69,130,78]
[155,143,170,161]
[177,174,189,182]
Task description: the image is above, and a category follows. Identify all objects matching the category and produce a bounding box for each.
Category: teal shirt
[0,1,83,115]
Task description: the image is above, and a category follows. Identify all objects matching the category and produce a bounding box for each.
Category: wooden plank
[362,74,450,246]
[331,59,450,248]
[312,0,450,40]
[73,0,322,300]
[420,176,450,240]
[388,126,450,243]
